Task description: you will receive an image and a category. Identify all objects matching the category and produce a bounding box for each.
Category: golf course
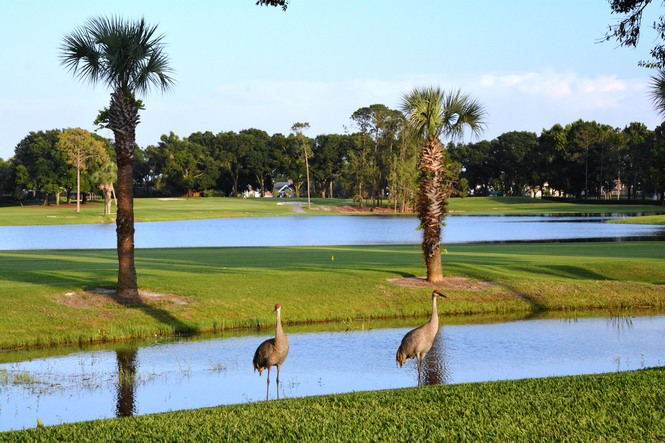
[1,197,664,441]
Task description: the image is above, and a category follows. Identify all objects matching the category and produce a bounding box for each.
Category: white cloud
[199,70,657,140]
[4,69,655,160]
[469,70,641,108]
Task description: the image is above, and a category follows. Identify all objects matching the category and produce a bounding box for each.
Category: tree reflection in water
[422,329,450,386]
[115,347,138,417]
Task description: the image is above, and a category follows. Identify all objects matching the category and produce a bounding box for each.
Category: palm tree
[61,16,174,303]
[401,87,486,283]
[649,69,665,118]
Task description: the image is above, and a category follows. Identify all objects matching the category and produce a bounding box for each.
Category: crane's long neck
[275,309,285,341]
[429,295,439,330]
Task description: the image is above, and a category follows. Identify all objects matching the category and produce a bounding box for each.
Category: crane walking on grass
[253,304,289,400]
[396,289,447,385]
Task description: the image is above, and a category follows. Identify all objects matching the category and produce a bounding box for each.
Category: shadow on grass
[129,302,198,335]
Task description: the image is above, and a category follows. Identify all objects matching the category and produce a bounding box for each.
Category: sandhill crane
[396,289,446,385]
[253,303,289,400]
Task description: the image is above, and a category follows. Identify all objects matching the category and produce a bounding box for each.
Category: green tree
[401,87,486,283]
[149,132,217,197]
[491,131,539,196]
[0,158,12,197]
[242,129,273,196]
[621,122,654,200]
[387,122,418,212]
[61,16,174,303]
[291,122,312,208]
[57,128,109,213]
[652,123,665,200]
[215,131,247,197]
[312,134,353,198]
[565,120,606,198]
[12,130,72,205]
[448,139,494,195]
[538,123,570,196]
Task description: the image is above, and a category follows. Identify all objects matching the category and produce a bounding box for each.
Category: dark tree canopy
[256,0,288,10]
[604,0,665,68]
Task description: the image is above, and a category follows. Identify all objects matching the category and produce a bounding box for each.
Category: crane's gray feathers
[395,290,445,380]
[396,324,436,366]
[253,338,276,375]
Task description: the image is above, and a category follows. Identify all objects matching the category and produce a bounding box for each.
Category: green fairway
[1,241,663,350]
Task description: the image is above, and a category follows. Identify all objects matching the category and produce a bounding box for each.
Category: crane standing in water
[253,304,289,400]
[396,290,446,385]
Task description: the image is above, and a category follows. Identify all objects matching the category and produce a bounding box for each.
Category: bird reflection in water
[115,347,138,417]
[422,330,451,386]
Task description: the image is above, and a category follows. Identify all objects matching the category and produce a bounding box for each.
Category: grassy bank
[2,241,663,350]
[1,196,664,225]
[3,367,663,441]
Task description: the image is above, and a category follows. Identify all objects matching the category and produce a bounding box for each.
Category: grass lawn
[1,241,663,350]
[609,213,665,225]
[1,196,664,225]
[3,367,664,442]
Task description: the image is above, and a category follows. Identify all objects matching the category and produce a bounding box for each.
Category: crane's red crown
[274,304,281,311]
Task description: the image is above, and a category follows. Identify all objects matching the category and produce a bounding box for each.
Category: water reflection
[607,314,634,332]
[115,348,138,417]
[1,314,663,432]
[422,330,450,386]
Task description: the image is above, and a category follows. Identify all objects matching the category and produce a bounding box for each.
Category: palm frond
[649,69,665,119]
[401,86,487,144]
[60,15,175,96]
[400,86,444,144]
[441,89,487,141]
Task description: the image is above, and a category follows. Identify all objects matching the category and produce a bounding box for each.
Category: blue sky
[1,0,663,160]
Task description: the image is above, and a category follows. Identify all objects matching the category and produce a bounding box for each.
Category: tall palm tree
[401,87,486,283]
[61,16,174,303]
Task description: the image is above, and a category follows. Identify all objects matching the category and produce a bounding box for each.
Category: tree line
[2,114,665,206]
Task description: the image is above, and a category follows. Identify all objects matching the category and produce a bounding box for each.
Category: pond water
[1,314,663,432]
[1,214,664,250]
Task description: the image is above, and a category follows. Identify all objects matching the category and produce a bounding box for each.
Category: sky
[1,0,663,160]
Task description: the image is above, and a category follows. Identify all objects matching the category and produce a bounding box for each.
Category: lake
[1,214,664,250]
[1,313,663,432]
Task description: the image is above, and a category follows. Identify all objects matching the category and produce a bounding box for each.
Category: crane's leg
[417,357,423,386]
[265,367,271,401]
[276,364,281,400]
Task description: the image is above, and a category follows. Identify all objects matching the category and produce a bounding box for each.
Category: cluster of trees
[0,103,423,212]
[4,116,665,208]
[0,129,117,210]
[449,120,665,201]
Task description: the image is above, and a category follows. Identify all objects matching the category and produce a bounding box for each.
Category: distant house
[273,180,295,198]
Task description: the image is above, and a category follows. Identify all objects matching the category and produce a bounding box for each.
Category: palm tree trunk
[116,148,138,302]
[418,140,445,283]
[109,91,140,304]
